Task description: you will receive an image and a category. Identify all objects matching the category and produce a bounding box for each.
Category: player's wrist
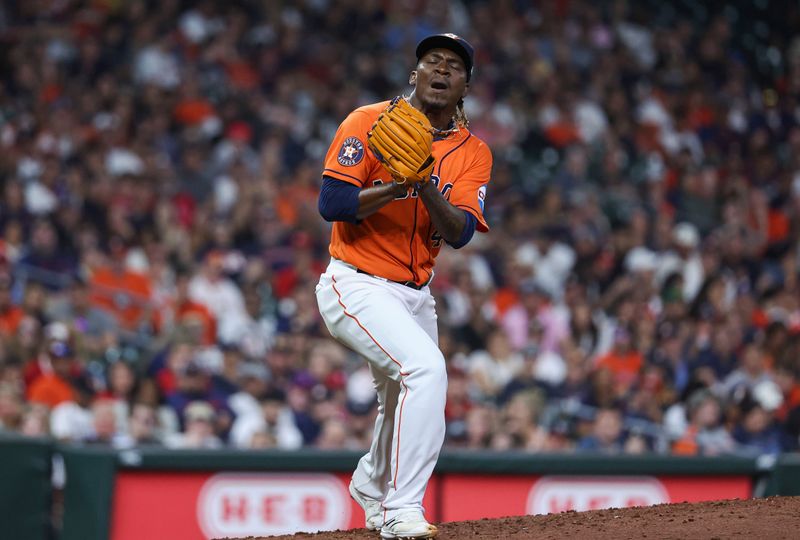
[391,180,409,196]
[414,178,432,192]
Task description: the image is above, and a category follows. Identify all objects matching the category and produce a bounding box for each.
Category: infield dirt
[220,496,800,539]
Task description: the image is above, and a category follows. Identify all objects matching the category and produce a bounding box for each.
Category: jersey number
[429,175,454,247]
[373,175,453,248]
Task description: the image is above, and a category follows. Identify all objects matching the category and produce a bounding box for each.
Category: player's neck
[408,93,456,132]
[426,111,456,132]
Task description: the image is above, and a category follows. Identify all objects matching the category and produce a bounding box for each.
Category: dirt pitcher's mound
[223,496,800,540]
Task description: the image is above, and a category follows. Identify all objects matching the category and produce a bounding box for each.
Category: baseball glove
[367,97,435,184]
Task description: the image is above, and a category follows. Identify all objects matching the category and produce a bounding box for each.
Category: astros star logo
[337,136,365,166]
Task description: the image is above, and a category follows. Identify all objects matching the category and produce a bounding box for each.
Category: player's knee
[414,351,447,386]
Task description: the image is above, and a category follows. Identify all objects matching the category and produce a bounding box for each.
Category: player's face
[410,48,469,111]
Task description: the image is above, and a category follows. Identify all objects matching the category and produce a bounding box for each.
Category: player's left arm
[418,142,492,245]
[417,181,467,244]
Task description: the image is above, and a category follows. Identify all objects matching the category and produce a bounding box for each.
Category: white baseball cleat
[380,510,438,539]
[348,481,384,531]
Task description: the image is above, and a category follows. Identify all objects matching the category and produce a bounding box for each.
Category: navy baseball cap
[416,33,474,80]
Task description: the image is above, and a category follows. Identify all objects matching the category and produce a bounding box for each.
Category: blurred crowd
[2,0,800,457]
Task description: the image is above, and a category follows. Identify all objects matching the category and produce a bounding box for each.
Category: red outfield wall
[109,470,751,539]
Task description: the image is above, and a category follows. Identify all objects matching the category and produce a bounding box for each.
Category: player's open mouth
[431,81,448,90]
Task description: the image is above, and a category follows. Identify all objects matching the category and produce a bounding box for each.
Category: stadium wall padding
[59,446,116,540]
[762,454,800,496]
[54,446,777,540]
[1,441,794,540]
[0,435,53,540]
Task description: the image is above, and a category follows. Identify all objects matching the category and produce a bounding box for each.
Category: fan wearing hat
[655,222,704,303]
[316,33,491,539]
[27,338,83,409]
[164,400,223,449]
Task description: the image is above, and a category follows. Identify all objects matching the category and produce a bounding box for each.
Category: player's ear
[409,71,417,86]
[461,82,470,98]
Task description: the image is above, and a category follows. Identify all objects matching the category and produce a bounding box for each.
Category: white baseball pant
[315,258,446,520]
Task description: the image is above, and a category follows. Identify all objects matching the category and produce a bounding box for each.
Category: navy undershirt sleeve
[447,210,477,249]
[318,176,360,223]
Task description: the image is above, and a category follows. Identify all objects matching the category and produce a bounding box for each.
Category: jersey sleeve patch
[337,136,365,166]
[478,185,487,212]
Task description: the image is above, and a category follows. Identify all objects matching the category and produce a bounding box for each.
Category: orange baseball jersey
[323,100,491,286]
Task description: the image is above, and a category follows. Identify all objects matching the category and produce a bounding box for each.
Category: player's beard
[409,88,456,129]
[417,92,451,116]
[423,95,447,110]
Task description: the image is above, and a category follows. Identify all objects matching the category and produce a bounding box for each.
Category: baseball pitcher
[315,34,491,539]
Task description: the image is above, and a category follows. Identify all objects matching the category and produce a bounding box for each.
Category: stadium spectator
[102,360,139,434]
[576,408,625,453]
[164,359,231,438]
[718,343,775,401]
[468,329,525,401]
[595,327,643,395]
[117,402,162,448]
[656,223,705,303]
[227,361,271,419]
[164,400,223,449]
[229,388,302,450]
[188,250,249,344]
[154,267,217,347]
[19,403,50,438]
[210,342,244,399]
[671,389,735,456]
[27,340,81,409]
[45,276,119,359]
[88,236,154,331]
[0,382,23,431]
[16,219,77,290]
[463,405,495,450]
[48,374,95,442]
[444,367,473,443]
[85,398,123,446]
[732,398,785,456]
[0,272,23,337]
[316,417,359,450]
[492,389,554,451]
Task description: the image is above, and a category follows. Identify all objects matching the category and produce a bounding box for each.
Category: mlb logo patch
[337,136,365,166]
[478,185,486,212]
